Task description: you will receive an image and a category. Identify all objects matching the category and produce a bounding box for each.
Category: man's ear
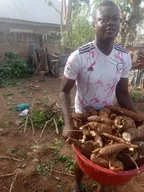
[92,21,95,29]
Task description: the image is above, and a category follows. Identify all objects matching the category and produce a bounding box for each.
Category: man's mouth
[106,28,115,32]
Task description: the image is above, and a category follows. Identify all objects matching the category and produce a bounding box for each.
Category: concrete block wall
[0,21,61,60]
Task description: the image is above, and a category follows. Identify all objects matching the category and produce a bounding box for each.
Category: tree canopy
[46,0,144,49]
[64,0,144,48]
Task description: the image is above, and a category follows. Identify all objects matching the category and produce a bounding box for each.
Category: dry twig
[63,130,82,132]
[40,119,53,138]
[29,117,35,135]
[48,101,57,111]
[0,172,16,177]
[0,112,4,122]
[55,102,60,109]
[9,170,19,192]
[0,156,21,162]
[24,115,29,133]
[53,118,59,134]
[18,124,24,130]
[32,136,39,145]
[50,164,53,178]
[47,168,74,177]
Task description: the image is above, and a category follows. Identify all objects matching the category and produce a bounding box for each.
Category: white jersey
[64,41,132,113]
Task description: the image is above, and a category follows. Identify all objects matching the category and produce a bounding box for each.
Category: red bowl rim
[72,144,144,176]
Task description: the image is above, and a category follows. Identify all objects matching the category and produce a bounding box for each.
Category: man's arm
[59,50,81,138]
[116,52,136,112]
[60,76,75,125]
[116,78,136,112]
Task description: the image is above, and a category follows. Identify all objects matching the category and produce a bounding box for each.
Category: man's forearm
[116,92,136,112]
[60,92,72,124]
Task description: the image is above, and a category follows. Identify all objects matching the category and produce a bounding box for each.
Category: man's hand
[60,76,76,139]
[62,123,81,140]
[62,123,74,139]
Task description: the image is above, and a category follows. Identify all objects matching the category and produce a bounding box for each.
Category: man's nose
[107,19,115,26]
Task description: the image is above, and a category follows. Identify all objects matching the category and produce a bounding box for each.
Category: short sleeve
[121,53,132,78]
[64,50,81,80]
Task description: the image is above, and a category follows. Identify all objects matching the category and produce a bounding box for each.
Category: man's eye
[113,17,120,21]
[99,18,108,22]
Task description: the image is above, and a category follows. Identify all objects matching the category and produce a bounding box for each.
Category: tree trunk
[126,0,142,47]
[66,0,72,28]
[120,0,142,47]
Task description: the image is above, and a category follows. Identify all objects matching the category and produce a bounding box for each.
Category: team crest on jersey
[117,63,124,73]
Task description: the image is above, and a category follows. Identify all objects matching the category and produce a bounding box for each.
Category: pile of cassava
[66,106,144,172]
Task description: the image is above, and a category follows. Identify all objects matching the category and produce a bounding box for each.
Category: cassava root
[67,106,144,172]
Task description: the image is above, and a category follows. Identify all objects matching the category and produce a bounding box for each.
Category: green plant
[43,90,49,95]
[92,182,99,188]
[56,153,75,172]
[8,106,15,111]
[32,109,46,128]
[31,145,41,149]
[7,149,17,156]
[81,184,87,191]
[6,101,15,105]
[2,121,9,127]
[130,91,142,101]
[20,91,30,97]
[0,51,30,86]
[8,81,24,87]
[20,151,27,160]
[55,116,64,129]
[64,7,95,48]
[55,138,64,148]
[36,164,49,176]
[3,92,13,98]
[56,184,63,192]
[47,139,64,150]
[4,52,18,59]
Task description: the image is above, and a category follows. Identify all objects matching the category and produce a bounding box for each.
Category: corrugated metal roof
[0,0,61,25]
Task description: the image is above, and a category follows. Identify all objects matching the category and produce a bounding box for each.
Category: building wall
[0,19,60,34]
[0,20,61,60]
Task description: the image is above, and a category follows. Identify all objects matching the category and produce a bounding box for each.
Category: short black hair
[92,0,118,21]
[97,0,117,8]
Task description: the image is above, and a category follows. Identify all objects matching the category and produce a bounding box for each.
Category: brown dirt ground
[0,76,144,192]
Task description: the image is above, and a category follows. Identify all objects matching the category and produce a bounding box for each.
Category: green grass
[7,149,17,156]
[2,121,9,127]
[3,92,13,98]
[55,153,75,172]
[130,91,144,101]
[20,91,29,97]
[36,164,49,176]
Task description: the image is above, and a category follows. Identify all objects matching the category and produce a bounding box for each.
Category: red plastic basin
[72,144,144,186]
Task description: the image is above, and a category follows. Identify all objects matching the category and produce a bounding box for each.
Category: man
[60,1,143,192]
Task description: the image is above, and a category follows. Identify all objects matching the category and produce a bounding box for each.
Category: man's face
[93,5,120,40]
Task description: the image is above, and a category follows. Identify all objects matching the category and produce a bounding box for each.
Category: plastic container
[16,103,30,111]
[72,144,144,186]
[19,109,29,117]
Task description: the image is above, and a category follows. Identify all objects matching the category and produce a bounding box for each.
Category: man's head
[92,1,120,41]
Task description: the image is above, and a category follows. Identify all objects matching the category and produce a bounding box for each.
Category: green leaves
[56,153,75,172]
[65,8,95,48]
[36,164,49,176]
[0,51,29,86]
